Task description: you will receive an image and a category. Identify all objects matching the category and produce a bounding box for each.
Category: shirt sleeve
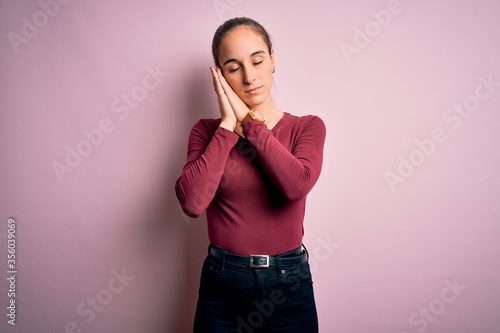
[175,120,239,217]
[242,116,326,202]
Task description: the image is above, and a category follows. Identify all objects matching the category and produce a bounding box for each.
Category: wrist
[240,110,265,126]
[219,119,237,131]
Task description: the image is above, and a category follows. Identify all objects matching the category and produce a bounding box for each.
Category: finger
[210,67,219,90]
[210,67,236,123]
[216,68,249,120]
[210,67,223,93]
[217,68,241,103]
[216,67,231,93]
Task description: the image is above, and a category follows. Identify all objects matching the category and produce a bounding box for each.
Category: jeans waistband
[208,245,308,269]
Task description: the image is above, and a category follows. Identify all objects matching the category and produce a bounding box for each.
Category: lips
[245,86,262,94]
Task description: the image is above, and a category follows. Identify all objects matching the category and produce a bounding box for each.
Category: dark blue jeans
[193,245,319,333]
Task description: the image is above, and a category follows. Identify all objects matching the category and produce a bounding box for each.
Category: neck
[250,98,283,130]
[251,98,282,122]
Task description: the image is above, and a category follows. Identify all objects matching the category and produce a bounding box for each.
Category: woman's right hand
[210,66,237,132]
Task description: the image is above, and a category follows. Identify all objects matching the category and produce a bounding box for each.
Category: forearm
[243,117,326,201]
[175,126,239,217]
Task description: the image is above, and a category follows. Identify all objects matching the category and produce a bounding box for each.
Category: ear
[270,48,275,68]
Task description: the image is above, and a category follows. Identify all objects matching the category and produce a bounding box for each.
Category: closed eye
[228,61,263,73]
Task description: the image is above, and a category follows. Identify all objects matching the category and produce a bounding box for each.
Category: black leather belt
[209,245,308,269]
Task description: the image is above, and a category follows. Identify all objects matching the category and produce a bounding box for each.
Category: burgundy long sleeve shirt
[175,112,326,256]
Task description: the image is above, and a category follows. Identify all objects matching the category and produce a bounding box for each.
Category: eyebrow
[222,50,266,66]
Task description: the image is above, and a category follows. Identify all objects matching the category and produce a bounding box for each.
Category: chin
[243,94,269,109]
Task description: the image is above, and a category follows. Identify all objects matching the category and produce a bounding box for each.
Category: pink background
[1,1,499,332]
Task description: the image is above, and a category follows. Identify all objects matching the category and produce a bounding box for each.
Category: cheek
[224,75,243,91]
[262,72,274,90]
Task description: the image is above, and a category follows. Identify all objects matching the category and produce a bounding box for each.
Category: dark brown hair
[212,17,272,67]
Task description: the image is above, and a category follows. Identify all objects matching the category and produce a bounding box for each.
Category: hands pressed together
[210,67,250,137]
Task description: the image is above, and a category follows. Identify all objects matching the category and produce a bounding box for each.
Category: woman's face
[218,26,275,109]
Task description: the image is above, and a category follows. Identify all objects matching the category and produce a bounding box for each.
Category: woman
[175,17,326,332]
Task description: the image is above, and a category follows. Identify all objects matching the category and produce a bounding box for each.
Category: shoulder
[190,118,222,137]
[284,112,324,125]
[283,113,326,134]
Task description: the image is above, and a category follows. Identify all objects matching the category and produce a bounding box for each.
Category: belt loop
[302,243,309,259]
[275,256,282,276]
[220,249,227,271]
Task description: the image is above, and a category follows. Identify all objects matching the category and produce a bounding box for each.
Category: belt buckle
[249,255,269,268]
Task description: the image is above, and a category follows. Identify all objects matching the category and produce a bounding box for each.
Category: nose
[242,66,256,84]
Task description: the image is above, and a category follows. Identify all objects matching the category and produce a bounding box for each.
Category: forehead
[218,26,268,59]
